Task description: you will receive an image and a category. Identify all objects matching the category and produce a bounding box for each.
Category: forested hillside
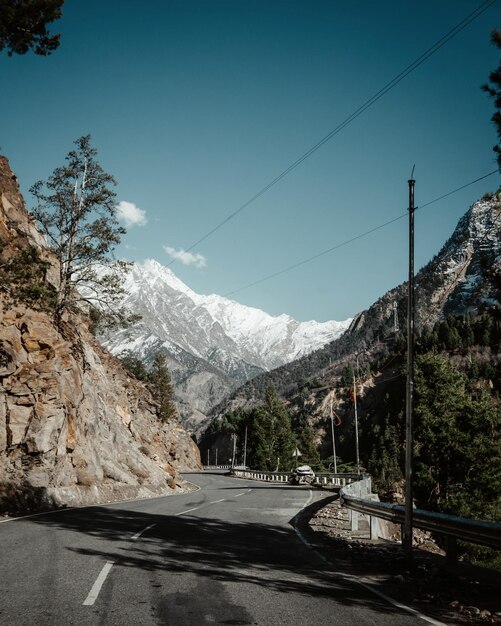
[205,193,500,421]
[202,311,500,531]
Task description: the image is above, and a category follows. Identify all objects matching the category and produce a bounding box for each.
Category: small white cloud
[164,245,207,268]
[116,200,147,227]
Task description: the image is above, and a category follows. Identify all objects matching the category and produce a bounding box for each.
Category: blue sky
[1,0,500,322]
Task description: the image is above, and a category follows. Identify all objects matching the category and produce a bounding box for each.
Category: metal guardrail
[341,483,501,552]
[230,469,293,483]
[230,468,362,487]
[223,465,501,555]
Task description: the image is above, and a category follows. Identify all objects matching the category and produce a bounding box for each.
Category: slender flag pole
[243,426,248,468]
[330,397,338,473]
[231,434,237,469]
[353,367,360,475]
[404,172,416,556]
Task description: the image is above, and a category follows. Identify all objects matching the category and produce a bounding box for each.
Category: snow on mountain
[109,258,351,372]
[416,195,501,319]
[205,194,501,425]
[98,259,351,428]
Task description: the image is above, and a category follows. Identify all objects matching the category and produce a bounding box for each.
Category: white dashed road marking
[82,486,251,606]
[131,523,156,541]
[175,507,200,516]
[83,561,114,606]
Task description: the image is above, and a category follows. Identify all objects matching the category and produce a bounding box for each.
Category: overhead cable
[168,0,498,264]
[223,169,499,297]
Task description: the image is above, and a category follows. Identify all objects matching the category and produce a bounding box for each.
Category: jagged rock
[466,606,481,616]
[0,156,201,512]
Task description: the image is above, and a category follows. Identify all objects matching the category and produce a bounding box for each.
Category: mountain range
[99,259,351,429]
[204,192,501,422]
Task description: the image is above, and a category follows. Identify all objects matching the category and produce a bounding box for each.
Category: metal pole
[353,369,360,474]
[243,426,248,468]
[330,397,338,473]
[231,434,237,468]
[404,176,416,556]
[207,449,210,467]
[215,448,218,466]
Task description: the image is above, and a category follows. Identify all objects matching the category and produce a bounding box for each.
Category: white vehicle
[289,465,315,485]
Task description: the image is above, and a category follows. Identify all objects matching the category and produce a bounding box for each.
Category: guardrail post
[350,509,359,531]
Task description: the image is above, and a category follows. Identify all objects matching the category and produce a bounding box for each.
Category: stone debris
[307,495,501,625]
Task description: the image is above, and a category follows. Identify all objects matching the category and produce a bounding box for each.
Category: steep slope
[0,156,201,512]
[206,193,501,421]
[101,259,351,426]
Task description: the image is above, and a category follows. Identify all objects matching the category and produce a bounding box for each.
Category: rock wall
[0,156,201,512]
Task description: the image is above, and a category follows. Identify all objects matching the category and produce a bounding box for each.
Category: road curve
[0,472,432,625]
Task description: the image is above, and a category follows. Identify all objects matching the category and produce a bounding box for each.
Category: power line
[418,169,499,210]
[223,169,499,298]
[168,0,498,264]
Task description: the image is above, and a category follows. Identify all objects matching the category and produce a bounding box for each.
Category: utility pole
[330,396,338,473]
[215,448,218,466]
[231,434,237,468]
[353,365,360,475]
[243,426,248,468]
[404,173,416,556]
[207,449,210,467]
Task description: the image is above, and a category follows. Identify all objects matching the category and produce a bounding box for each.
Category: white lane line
[354,578,446,626]
[0,507,78,523]
[131,523,156,541]
[293,518,445,626]
[303,489,314,508]
[175,507,199,516]
[210,499,225,504]
[234,488,252,497]
[0,480,203,525]
[83,561,114,606]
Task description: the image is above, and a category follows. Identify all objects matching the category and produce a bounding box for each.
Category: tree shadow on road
[13,501,425,623]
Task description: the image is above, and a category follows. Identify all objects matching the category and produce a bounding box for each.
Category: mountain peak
[133,258,196,298]
[119,259,352,371]
[102,258,352,427]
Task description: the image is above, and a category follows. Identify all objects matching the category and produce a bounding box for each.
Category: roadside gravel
[297,492,501,626]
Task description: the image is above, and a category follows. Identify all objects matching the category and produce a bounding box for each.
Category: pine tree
[247,387,296,471]
[414,354,501,520]
[0,0,64,56]
[482,29,501,171]
[296,422,320,467]
[118,350,147,381]
[30,135,134,327]
[148,353,177,422]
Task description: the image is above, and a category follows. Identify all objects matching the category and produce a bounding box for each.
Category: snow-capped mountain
[205,193,501,423]
[100,260,351,428]
[109,259,350,369]
[434,195,500,317]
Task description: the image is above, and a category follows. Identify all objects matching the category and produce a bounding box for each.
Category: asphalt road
[0,472,436,625]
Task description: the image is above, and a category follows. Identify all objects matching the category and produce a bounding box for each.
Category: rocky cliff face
[0,156,201,512]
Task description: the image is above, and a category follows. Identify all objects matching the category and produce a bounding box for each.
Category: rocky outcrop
[0,156,201,512]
